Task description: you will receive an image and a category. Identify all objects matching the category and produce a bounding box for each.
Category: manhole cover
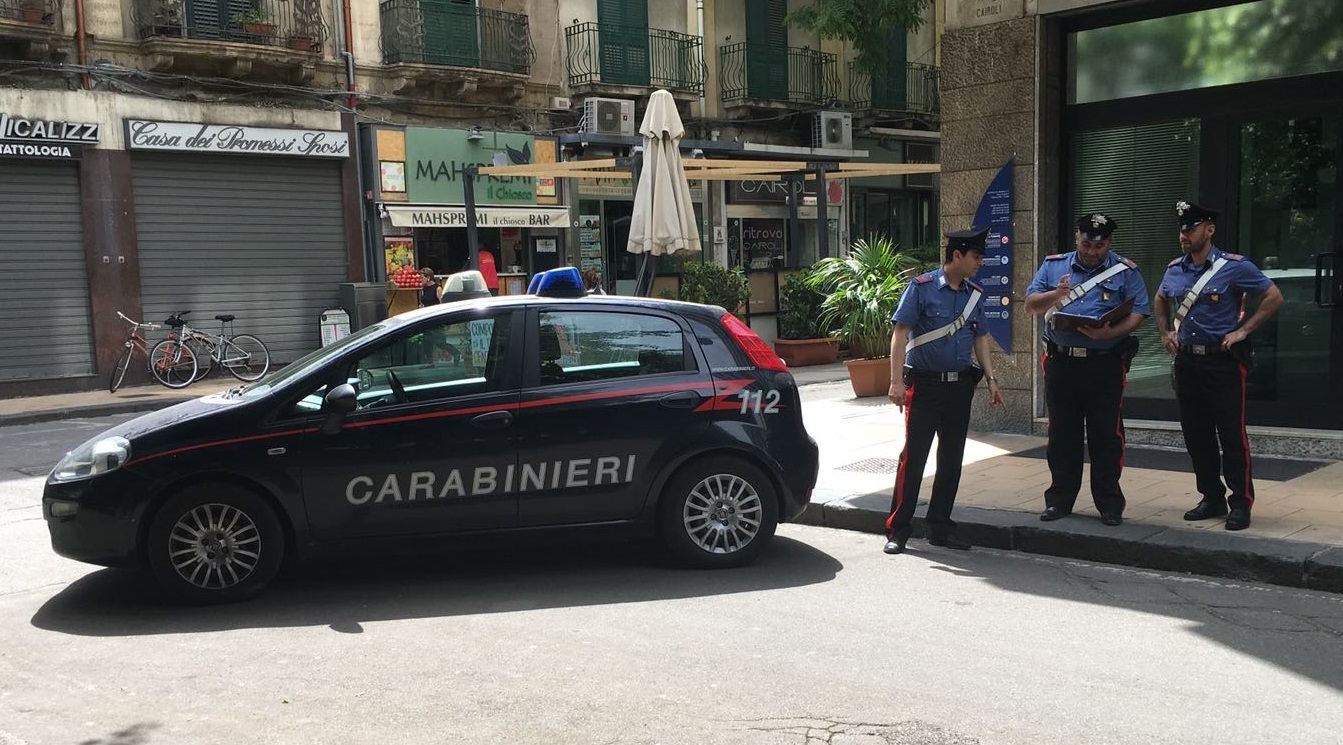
[16,464,53,477]
[837,457,898,474]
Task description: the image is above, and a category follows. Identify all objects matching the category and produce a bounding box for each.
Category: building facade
[941,0,1343,453]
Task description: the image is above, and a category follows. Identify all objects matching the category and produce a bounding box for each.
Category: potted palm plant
[773,268,838,366]
[807,236,922,397]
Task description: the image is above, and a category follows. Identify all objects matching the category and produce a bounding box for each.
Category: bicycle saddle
[164,311,190,328]
[215,314,236,323]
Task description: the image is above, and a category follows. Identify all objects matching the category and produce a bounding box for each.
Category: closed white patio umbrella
[626,89,701,295]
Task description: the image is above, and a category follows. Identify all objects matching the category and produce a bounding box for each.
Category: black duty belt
[1046,341,1115,358]
[904,367,975,383]
[1177,343,1228,356]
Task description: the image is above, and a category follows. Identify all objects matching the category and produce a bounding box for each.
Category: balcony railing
[131,0,328,52]
[565,22,704,94]
[849,62,940,116]
[0,0,62,30]
[719,42,838,105]
[381,0,533,75]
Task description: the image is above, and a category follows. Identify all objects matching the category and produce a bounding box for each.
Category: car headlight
[49,436,132,483]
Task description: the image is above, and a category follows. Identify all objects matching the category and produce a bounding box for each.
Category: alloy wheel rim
[168,503,262,589]
[681,474,762,554]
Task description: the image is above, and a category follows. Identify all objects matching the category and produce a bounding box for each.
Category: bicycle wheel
[187,335,216,380]
[109,345,134,393]
[149,338,199,389]
[221,334,270,382]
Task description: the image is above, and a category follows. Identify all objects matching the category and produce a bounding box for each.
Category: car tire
[658,455,779,568]
[146,485,284,604]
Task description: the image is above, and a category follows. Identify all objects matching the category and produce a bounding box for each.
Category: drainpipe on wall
[74,0,89,89]
[335,0,372,279]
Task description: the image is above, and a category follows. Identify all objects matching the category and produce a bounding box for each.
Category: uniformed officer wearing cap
[1154,201,1283,531]
[1024,213,1150,527]
[883,226,1004,555]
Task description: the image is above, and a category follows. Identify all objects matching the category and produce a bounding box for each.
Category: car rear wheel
[147,485,284,604]
[658,456,779,568]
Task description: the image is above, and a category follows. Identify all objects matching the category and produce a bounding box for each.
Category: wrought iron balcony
[565,22,704,94]
[719,42,838,105]
[0,0,62,31]
[381,0,533,75]
[131,0,328,52]
[849,62,940,117]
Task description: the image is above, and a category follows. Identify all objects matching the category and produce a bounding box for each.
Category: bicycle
[156,311,271,383]
[111,311,199,391]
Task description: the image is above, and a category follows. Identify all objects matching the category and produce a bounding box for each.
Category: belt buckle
[1068,347,1087,358]
[1192,345,1207,355]
[945,371,959,382]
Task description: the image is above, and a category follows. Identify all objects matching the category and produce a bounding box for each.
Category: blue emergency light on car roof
[529,267,587,298]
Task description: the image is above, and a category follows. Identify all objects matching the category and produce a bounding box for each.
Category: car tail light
[719,312,788,372]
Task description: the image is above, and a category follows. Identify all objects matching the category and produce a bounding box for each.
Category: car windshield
[239,320,396,399]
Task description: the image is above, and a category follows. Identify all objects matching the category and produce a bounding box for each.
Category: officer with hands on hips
[1153,201,1283,531]
[883,226,1004,555]
[1024,213,1149,526]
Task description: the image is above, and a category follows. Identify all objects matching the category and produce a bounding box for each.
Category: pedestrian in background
[884,226,1004,555]
[1154,201,1283,531]
[418,267,440,307]
[581,268,606,294]
[1024,213,1149,526]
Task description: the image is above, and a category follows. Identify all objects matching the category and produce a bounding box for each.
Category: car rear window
[536,310,694,386]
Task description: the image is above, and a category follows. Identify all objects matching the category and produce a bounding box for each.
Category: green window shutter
[420,0,480,68]
[873,30,908,109]
[598,0,650,85]
[745,0,787,99]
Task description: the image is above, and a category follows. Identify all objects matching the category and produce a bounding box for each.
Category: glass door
[1235,110,1343,429]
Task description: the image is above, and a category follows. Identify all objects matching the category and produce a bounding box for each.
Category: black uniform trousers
[1173,350,1255,511]
[1041,349,1127,516]
[885,373,977,542]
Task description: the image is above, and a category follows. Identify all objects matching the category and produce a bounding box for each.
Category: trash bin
[319,308,351,347]
[339,282,388,331]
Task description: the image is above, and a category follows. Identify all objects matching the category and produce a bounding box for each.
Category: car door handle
[659,390,701,409]
[470,410,514,429]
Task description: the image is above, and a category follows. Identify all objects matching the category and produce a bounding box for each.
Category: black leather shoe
[928,535,972,550]
[883,537,907,554]
[1100,513,1123,526]
[1225,508,1251,531]
[1183,500,1229,521]
[1040,506,1071,522]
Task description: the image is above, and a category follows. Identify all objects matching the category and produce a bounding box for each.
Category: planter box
[773,338,839,367]
[844,357,892,398]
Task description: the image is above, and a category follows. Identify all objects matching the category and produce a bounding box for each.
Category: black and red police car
[44,268,819,603]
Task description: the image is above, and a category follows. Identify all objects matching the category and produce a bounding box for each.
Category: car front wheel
[658,456,779,568]
[147,485,284,604]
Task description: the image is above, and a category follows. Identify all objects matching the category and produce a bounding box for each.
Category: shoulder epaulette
[1122,257,1137,269]
[1045,253,1067,260]
[1225,253,1244,261]
[966,279,984,293]
[1167,257,1182,267]
[914,273,934,284]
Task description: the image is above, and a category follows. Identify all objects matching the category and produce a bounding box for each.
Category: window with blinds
[1067,119,1200,388]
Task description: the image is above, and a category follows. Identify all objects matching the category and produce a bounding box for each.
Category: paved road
[2,421,1341,745]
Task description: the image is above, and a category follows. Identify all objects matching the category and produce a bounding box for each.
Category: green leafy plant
[806,236,922,359]
[231,5,269,24]
[786,0,933,76]
[677,261,750,313]
[777,268,832,339]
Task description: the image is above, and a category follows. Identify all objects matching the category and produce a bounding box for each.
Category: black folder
[1049,296,1136,332]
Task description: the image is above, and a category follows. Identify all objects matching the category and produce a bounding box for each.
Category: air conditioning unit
[582,97,636,136]
[548,96,572,111]
[812,111,853,149]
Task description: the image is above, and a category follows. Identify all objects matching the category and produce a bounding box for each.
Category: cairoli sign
[404,127,537,206]
[123,120,350,158]
[385,205,570,229]
[0,113,101,160]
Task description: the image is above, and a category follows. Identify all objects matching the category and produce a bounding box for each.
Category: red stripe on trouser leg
[1237,361,1254,509]
[885,383,915,535]
[1039,352,1049,429]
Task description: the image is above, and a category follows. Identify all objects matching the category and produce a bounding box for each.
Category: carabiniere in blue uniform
[1025,212,1150,526]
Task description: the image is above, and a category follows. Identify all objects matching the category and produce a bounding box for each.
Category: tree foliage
[785,0,934,75]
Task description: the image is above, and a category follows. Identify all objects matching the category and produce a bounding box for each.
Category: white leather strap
[1043,262,1131,324]
[907,290,982,351]
[1173,257,1229,332]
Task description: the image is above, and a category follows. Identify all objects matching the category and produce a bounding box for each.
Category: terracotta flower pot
[844,357,892,398]
[773,338,839,367]
[288,34,314,51]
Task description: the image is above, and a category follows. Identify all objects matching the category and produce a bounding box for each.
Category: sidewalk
[3,365,1342,592]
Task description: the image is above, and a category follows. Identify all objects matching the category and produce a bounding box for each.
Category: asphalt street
[1,415,1342,744]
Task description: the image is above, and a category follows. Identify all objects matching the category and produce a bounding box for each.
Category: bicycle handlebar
[116,310,161,331]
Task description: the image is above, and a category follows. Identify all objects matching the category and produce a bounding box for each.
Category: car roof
[393,293,727,323]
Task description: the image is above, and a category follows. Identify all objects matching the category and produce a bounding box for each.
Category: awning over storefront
[385,205,571,229]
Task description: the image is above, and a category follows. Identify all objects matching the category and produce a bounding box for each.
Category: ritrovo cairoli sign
[124,120,350,158]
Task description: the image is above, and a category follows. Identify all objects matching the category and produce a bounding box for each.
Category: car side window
[344,315,508,409]
[536,310,692,386]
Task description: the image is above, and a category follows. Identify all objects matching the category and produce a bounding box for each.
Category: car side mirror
[319,383,357,435]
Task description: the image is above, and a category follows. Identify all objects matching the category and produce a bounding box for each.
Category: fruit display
[390,265,423,288]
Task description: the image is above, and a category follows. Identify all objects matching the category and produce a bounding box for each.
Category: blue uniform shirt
[892,268,987,372]
[1025,250,1151,350]
[1157,245,1274,346]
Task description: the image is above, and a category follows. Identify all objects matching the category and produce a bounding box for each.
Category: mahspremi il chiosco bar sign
[0,113,101,159]
[124,120,350,158]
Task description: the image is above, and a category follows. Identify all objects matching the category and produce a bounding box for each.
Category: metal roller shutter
[132,155,347,364]
[0,161,94,381]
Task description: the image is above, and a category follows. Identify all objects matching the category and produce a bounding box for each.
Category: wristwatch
[986,376,998,383]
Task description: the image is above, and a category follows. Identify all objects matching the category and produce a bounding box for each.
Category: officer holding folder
[1024,213,1150,526]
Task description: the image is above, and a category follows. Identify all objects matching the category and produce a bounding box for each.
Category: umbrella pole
[628,148,655,297]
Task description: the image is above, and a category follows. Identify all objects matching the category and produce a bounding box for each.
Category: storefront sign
[385,205,570,229]
[0,141,84,159]
[971,161,1014,351]
[728,178,843,205]
[739,218,787,269]
[580,175,704,201]
[405,127,536,206]
[0,113,101,144]
[124,120,350,157]
[949,0,1025,29]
